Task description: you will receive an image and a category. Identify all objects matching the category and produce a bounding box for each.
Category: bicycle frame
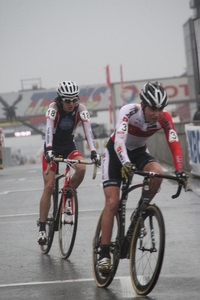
[117,170,190,259]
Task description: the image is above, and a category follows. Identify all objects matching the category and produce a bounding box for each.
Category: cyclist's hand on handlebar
[45,148,55,163]
[91,151,101,166]
[121,162,135,179]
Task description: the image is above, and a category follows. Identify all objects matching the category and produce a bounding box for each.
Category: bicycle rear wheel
[40,193,55,254]
[92,212,120,288]
[58,187,78,259]
[130,204,165,295]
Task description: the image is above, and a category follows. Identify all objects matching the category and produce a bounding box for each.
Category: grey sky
[0,0,193,93]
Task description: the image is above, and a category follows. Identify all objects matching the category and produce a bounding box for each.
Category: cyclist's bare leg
[143,161,163,201]
[101,186,120,245]
[70,155,86,189]
[39,170,55,222]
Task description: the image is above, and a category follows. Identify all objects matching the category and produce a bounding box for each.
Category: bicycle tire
[92,212,120,288]
[129,204,165,295]
[58,187,78,259]
[40,193,56,254]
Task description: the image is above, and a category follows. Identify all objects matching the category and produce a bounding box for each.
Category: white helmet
[140,81,168,109]
[56,81,79,98]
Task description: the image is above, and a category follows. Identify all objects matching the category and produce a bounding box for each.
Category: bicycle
[92,168,191,295]
[38,157,97,259]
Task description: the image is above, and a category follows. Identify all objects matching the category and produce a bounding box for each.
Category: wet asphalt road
[0,163,200,300]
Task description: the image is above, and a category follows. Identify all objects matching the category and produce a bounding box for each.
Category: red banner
[106,65,113,124]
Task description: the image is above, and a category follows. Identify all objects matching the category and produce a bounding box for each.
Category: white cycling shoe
[98,257,111,275]
[38,231,47,245]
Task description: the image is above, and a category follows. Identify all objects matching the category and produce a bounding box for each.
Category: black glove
[91,151,101,166]
[45,148,55,163]
[121,162,135,179]
[175,170,187,180]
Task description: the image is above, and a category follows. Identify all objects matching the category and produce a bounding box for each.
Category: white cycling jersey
[110,103,182,170]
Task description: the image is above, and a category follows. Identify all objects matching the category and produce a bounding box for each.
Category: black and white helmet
[140,81,168,109]
[56,81,79,98]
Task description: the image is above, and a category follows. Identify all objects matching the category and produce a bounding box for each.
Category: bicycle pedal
[39,240,48,246]
[100,272,110,278]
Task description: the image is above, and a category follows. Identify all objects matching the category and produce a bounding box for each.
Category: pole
[105,65,113,124]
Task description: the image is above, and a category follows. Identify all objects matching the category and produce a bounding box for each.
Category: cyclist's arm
[79,104,96,152]
[160,111,183,170]
[113,104,136,165]
[45,103,58,148]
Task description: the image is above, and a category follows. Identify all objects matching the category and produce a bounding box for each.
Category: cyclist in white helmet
[98,81,186,275]
[38,80,100,245]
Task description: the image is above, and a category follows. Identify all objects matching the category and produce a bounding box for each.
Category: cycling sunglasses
[62,97,79,104]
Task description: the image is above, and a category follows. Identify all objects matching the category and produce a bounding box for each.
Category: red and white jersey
[45,101,96,152]
[111,103,183,170]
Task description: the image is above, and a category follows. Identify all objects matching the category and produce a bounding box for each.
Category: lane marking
[0,278,94,288]
[0,276,133,290]
[0,183,102,195]
[0,188,43,195]
[0,209,103,218]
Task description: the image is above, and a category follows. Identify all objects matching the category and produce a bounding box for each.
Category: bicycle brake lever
[92,163,97,180]
[172,184,182,199]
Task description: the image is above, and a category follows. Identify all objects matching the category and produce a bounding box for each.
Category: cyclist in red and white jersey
[98,81,186,274]
[38,81,100,245]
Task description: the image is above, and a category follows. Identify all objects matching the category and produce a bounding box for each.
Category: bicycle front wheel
[58,187,78,259]
[40,193,55,254]
[130,204,165,295]
[92,212,120,288]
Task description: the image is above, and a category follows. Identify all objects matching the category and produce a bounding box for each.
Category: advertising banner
[114,77,189,107]
[185,124,200,176]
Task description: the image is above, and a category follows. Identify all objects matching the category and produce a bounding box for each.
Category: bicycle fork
[61,189,74,225]
[138,177,157,252]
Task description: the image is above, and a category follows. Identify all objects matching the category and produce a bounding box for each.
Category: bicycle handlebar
[129,169,192,199]
[45,157,98,179]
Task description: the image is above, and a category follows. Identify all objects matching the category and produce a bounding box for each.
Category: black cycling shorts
[102,139,158,188]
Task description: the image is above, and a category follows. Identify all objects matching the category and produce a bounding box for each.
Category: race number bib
[116,121,128,135]
[46,108,56,120]
[169,129,179,142]
[80,110,90,121]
